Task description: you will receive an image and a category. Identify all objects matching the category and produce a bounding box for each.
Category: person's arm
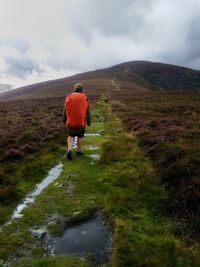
[63,105,67,124]
[86,103,91,126]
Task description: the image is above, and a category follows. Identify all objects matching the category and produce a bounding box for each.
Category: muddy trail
[1,99,200,267]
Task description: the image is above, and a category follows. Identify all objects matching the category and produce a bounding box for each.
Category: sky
[0,0,200,91]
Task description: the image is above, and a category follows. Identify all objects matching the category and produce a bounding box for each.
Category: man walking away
[63,83,91,160]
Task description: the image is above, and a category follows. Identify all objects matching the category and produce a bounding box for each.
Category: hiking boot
[76,150,84,156]
[66,150,72,160]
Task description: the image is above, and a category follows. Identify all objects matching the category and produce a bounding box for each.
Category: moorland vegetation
[112,91,200,236]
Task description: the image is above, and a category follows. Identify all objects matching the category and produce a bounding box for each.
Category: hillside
[1,60,200,100]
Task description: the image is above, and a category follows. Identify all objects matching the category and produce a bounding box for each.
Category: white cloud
[0,0,200,89]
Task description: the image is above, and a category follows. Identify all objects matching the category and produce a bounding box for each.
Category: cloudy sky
[0,0,200,91]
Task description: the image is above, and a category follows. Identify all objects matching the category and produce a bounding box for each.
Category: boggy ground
[1,99,200,266]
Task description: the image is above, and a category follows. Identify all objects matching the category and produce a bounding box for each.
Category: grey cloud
[66,0,156,42]
[5,57,41,78]
[0,38,30,53]
[0,84,12,93]
[185,18,200,64]
[88,0,155,38]
[1,0,200,89]
[64,0,200,70]
[157,12,200,70]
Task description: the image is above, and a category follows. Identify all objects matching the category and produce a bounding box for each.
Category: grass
[1,97,200,266]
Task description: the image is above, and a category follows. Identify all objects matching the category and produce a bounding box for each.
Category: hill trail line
[111,78,120,91]
[1,98,200,266]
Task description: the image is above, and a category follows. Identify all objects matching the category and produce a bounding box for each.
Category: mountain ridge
[1,60,200,100]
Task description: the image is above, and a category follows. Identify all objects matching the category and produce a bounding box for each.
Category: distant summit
[110,61,200,91]
[1,61,200,100]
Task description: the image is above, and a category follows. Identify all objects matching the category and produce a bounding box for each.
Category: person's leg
[67,136,74,151]
[67,135,74,160]
[77,128,85,153]
[77,137,82,152]
[76,137,84,155]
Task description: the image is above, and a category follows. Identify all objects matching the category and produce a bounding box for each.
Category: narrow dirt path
[111,78,120,91]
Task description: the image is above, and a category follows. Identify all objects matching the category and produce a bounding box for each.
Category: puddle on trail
[72,131,102,150]
[45,214,112,262]
[73,136,101,150]
[86,145,100,151]
[88,154,100,160]
[85,132,102,137]
[11,163,63,220]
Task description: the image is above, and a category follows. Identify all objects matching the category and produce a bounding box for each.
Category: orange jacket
[64,92,88,128]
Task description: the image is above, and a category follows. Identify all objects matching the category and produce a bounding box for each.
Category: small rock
[48,220,57,226]
[31,227,47,239]
[72,211,82,217]
[46,213,62,223]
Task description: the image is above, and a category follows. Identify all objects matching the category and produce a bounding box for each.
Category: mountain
[1,61,200,100]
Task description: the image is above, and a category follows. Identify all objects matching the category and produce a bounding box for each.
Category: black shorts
[67,128,85,138]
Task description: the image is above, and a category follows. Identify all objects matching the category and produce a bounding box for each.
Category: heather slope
[112,91,200,235]
[112,61,200,91]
